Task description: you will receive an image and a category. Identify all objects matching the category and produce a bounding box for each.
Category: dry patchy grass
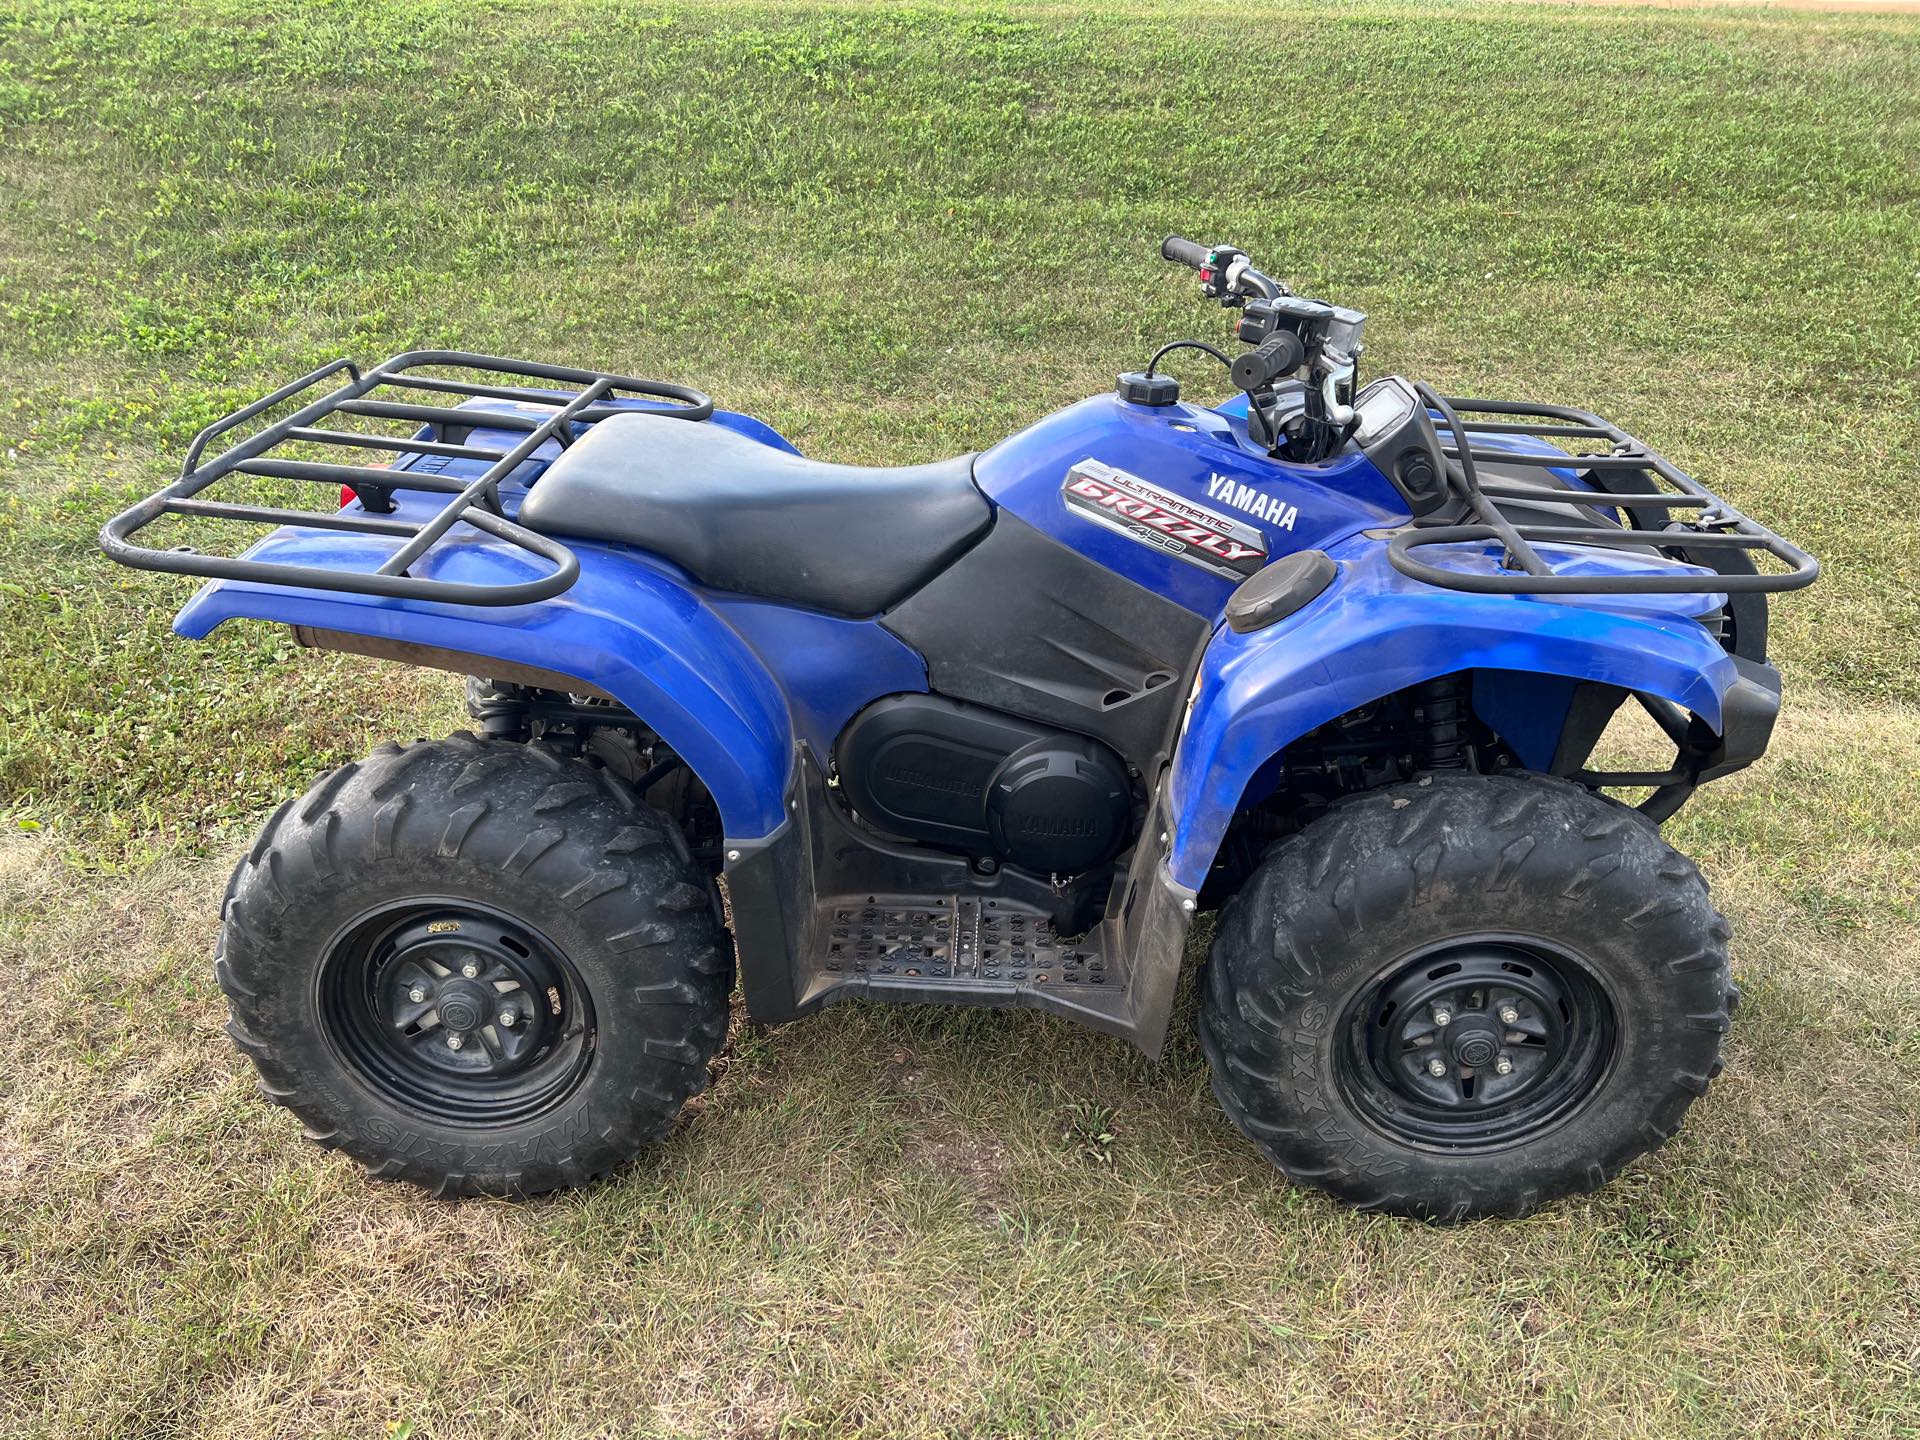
[1,689,1916,1439]
[2,2,1918,1434]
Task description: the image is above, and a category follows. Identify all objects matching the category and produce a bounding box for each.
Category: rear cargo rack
[1390,388,1819,596]
[99,351,712,606]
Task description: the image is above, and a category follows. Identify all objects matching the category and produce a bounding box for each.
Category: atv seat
[518,411,992,616]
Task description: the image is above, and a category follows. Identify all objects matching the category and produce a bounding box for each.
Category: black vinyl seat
[517,411,993,616]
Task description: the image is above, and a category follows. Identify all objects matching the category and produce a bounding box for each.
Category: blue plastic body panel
[170,385,1745,885]
[974,393,1410,618]
[173,399,924,842]
[705,592,925,762]
[976,391,1741,889]
[1164,533,1735,890]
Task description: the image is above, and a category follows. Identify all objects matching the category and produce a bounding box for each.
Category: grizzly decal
[1061,458,1268,580]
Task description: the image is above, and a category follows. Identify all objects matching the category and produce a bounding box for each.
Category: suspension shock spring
[1410,675,1473,771]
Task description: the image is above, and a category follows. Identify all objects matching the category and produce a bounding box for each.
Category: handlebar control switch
[1198,247,1246,301]
[1116,371,1180,407]
[1236,303,1277,345]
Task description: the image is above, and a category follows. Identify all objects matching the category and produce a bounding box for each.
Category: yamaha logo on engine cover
[1061,458,1267,580]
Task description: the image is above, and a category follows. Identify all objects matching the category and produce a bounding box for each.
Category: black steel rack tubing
[99,350,713,607]
[279,426,509,463]
[1389,386,1819,597]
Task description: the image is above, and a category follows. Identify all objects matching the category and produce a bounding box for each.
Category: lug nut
[1498,1005,1520,1025]
[1431,1006,1453,1027]
[1427,1058,1449,1078]
[446,1034,465,1051]
[408,987,426,1004]
[498,1009,517,1028]
[1494,1055,1513,1076]
[461,962,480,979]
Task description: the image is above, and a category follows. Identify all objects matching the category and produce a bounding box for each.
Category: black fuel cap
[1116,371,1179,407]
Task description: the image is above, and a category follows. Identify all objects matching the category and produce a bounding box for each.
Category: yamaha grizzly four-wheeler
[103,237,1817,1219]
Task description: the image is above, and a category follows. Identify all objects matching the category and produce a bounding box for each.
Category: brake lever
[1317,349,1358,428]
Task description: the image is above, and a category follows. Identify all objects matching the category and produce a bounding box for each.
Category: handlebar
[1160,234,1282,302]
[1154,232,1363,460]
[1230,333,1305,393]
[1160,235,1212,269]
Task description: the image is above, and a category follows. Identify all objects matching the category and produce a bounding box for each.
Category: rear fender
[173,526,796,840]
[1167,543,1745,890]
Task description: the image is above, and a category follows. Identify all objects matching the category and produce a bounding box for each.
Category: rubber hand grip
[1161,235,1212,269]
[1230,333,1305,392]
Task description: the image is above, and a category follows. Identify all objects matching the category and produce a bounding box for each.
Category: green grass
[1,1,1918,1435]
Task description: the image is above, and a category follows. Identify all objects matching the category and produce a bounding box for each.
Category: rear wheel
[217,734,732,1197]
[1199,771,1736,1220]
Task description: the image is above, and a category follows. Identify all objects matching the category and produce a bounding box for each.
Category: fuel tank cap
[1116,371,1179,407]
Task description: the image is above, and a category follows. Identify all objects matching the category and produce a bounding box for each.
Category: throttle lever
[1318,350,1358,428]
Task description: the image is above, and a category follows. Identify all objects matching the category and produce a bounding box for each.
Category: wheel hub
[430,978,491,1035]
[1447,1020,1502,1071]
[322,900,593,1124]
[1336,938,1618,1151]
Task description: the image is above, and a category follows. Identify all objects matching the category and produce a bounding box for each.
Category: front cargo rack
[99,351,712,606]
[1389,386,1819,596]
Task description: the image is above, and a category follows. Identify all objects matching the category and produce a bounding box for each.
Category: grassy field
[2,1,1918,1435]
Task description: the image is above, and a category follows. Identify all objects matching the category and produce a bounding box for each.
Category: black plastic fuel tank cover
[1117,371,1180,407]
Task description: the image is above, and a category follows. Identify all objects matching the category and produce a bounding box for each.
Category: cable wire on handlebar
[1146,339,1232,378]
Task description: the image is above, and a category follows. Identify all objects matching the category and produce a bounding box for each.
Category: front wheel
[216,734,733,1197]
[1199,772,1737,1220]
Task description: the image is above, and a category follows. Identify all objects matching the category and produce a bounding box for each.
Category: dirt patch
[883,1044,1014,1210]
[908,1129,1013,1203]
[881,1044,927,1099]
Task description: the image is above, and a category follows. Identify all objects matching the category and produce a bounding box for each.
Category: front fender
[1166,542,1741,890]
[174,525,796,840]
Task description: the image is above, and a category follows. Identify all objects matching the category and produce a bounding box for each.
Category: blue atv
[103,237,1816,1218]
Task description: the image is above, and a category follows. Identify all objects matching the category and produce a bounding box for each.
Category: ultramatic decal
[1061,458,1268,580]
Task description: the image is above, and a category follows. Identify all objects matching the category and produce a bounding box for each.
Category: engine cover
[985,735,1132,874]
[834,693,1133,875]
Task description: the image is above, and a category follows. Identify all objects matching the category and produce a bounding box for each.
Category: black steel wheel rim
[1335,936,1618,1151]
[319,898,595,1125]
